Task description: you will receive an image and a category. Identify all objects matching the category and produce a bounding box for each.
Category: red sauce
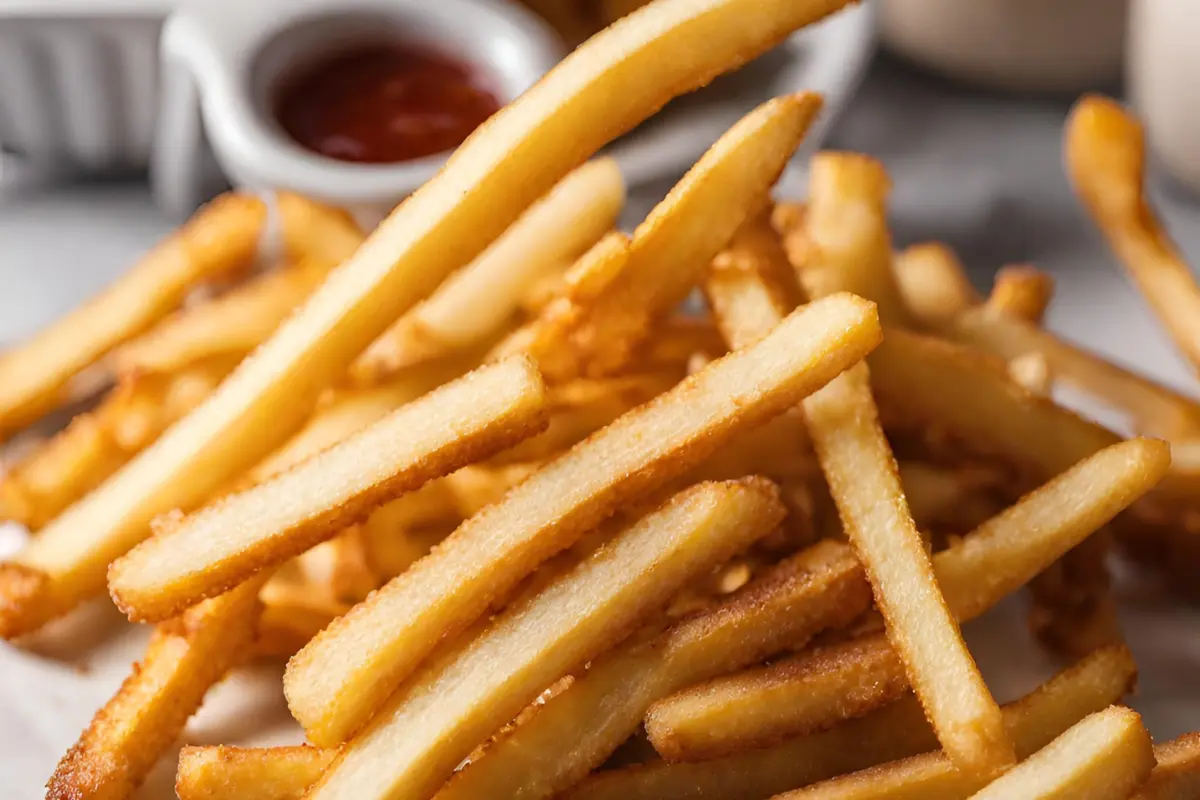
[275,44,502,164]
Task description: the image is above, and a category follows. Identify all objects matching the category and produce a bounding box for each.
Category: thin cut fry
[542,92,823,379]
[114,260,329,376]
[892,243,981,328]
[776,644,1139,799]
[355,158,624,375]
[285,294,879,747]
[437,540,873,800]
[966,706,1154,800]
[985,264,1054,324]
[176,745,335,800]
[0,192,265,438]
[46,575,266,800]
[1066,94,1200,374]
[275,191,365,266]
[0,0,857,638]
[1132,733,1200,800]
[307,480,785,800]
[108,357,548,621]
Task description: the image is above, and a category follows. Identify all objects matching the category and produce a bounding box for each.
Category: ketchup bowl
[153,0,562,218]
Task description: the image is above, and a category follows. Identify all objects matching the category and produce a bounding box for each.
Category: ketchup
[275,44,502,164]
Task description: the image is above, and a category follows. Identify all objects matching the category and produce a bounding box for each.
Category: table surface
[2,57,1200,797]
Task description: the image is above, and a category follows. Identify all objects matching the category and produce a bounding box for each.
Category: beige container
[880,0,1128,93]
[1128,0,1200,194]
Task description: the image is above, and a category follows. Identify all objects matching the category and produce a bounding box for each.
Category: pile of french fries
[4,1,1200,798]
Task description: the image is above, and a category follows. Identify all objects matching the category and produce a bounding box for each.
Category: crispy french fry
[285,294,879,747]
[542,93,823,379]
[946,304,1200,438]
[893,243,981,328]
[114,260,329,376]
[897,461,1006,535]
[1066,95,1200,374]
[176,745,336,800]
[0,359,235,530]
[576,646,1137,800]
[307,480,786,800]
[775,644,1139,800]
[437,540,873,800]
[0,193,265,439]
[967,706,1154,800]
[275,191,366,266]
[984,264,1054,324]
[645,635,908,762]
[645,438,1167,763]
[0,0,858,638]
[109,357,548,621]
[355,158,624,375]
[46,575,266,800]
[1132,733,1200,800]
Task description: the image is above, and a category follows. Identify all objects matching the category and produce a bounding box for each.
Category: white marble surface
[2,58,1200,798]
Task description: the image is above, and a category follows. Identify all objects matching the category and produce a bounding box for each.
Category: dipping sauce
[275,44,502,164]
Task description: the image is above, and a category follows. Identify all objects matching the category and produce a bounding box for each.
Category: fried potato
[775,644,1139,799]
[967,706,1153,800]
[437,541,872,799]
[114,260,329,376]
[306,480,785,800]
[285,294,879,747]
[984,264,1054,324]
[354,158,624,376]
[1066,94,1200,375]
[275,191,366,266]
[47,575,266,800]
[892,243,980,328]
[1132,733,1200,800]
[541,92,823,379]
[108,357,548,621]
[0,0,858,639]
[176,745,335,800]
[0,193,264,439]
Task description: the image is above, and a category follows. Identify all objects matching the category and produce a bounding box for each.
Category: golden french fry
[307,480,785,800]
[544,93,823,379]
[968,706,1153,800]
[1066,95,1200,375]
[1132,733,1200,800]
[176,745,336,800]
[0,193,265,439]
[437,540,873,800]
[46,575,266,800]
[285,294,879,747]
[276,191,366,266]
[109,357,548,622]
[773,644,1139,800]
[984,264,1054,324]
[575,645,1137,800]
[0,0,857,638]
[355,158,624,375]
[114,260,329,376]
[892,243,981,328]
[897,461,1006,535]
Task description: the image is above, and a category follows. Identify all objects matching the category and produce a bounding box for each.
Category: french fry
[643,438,1168,763]
[306,479,786,800]
[984,264,1054,324]
[575,646,1137,800]
[0,0,858,638]
[176,745,336,800]
[896,461,1006,535]
[0,193,265,439]
[892,243,980,328]
[46,575,267,800]
[109,357,548,621]
[114,260,329,376]
[542,92,823,379]
[275,191,366,266]
[775,644,1139,800]
[437,540,873,800]
[285,294,879,747]
[354,158,625,375]
[1066,94,1200,375]
[1132,733,1200,800]
[967,706,1154,800]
